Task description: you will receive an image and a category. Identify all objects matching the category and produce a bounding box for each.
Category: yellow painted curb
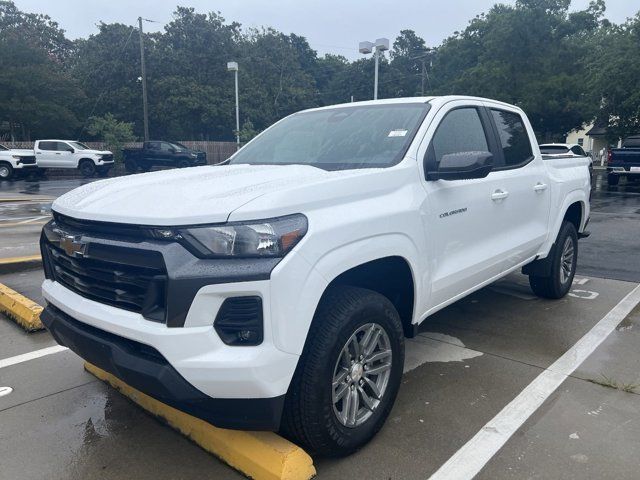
[0,197,53,203]
[85,362,316,480]
[0,283,44,332]
[0,254,42,265]
[0,255,42,274]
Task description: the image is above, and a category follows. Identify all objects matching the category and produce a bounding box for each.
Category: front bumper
[41,303,285,430]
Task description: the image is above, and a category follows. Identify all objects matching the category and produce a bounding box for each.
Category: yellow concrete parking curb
[0,282,44,332]
[0,197,54,203]
[0,255,43,274]
[85,362,316,480]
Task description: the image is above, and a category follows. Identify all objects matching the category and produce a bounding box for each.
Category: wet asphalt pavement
[1,170,639,480]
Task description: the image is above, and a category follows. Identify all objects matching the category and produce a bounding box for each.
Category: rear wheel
[79,160,96,178]
[0,162,13,180]
[529,221,578,299]
[177,159,191,168]
[607,173,620,186]
[124,159,138,173]
[281,286,404,457]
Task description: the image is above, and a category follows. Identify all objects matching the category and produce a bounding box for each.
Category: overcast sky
[14,0,640,60]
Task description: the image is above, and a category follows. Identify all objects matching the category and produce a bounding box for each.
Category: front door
[420,102,508,308]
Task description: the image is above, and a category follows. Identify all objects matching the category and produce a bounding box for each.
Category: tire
[0,162,14,180]
[281,286,404,457]
[79,160,96,178]
[177,160,191,168]
[529,221,578,299]
[124,159,138,173]
[607,173,619,186]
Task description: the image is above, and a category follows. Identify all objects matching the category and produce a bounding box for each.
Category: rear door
[35,141,58,168]
[483,105,550,268]
[420,100,508,307]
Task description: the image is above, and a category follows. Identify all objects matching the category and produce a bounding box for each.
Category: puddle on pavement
[404,332,483,373]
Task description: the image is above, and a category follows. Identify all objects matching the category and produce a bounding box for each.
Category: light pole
[227,61,240,148]
[359,38,389,100]
[138,17,150,141]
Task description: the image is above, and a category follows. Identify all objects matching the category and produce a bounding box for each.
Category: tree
[87,113,136,160]
[430,0,606,140]
[0,1,84,140]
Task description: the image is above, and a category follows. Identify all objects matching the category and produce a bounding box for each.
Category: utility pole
[138,17,150,142]
[227,62,240,148]
[420,58,426,96]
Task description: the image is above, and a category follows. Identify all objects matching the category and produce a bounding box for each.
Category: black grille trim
[214,296,263,346]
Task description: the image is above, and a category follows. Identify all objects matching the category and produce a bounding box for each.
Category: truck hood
[52,164,361,225]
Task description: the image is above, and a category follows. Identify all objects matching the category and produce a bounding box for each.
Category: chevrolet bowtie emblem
[60,234,87,258]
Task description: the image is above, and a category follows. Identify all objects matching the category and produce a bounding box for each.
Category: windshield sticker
[388,129,408,137]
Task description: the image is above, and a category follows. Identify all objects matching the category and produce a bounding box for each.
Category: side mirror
[428,151,493,181]
[67,148,75,153]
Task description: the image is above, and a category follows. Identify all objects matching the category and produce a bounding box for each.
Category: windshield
[229,103,430,171]
[539,145,569,155]
[69,141,90,150]
[172,142,189,150]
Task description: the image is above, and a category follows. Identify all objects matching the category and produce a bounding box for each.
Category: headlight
[151,214,308,258]
[190,153,198,158]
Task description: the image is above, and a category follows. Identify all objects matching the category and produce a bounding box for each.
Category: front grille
[19,156,36,165]
[101,154,114,162]
[42,220,167,322]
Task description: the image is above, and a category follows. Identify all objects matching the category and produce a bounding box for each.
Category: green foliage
[87,113,136,160]
[1,0,639,143]
[238,119,259,143]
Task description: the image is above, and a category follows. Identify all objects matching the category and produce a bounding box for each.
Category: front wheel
[529,221,578,299]
[0,162,14,180]
[281,286,404,457]
[79,160,96,178]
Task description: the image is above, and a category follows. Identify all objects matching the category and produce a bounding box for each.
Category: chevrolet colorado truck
[0,144,37,180]
[607,136,640,185]
[122,141,207,173]
[33,140,114,177]
[40,96,591,456]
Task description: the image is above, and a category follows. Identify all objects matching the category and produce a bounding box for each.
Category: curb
[0,255,43,275]
[0,197,54,203]
[85,363,316,480]
[0,282,44,332]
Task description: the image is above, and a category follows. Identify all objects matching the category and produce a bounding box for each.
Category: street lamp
[359,38,389,100]
[227,61,240,148]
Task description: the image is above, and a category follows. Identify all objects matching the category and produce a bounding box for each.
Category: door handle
[534,183,548,192]
[55,153,61,155]
[491,189,509,201]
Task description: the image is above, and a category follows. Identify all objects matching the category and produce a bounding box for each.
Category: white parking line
[0,345,68,370]
[429,283,640,480]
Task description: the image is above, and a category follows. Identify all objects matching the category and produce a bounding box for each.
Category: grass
[588,374,640,394]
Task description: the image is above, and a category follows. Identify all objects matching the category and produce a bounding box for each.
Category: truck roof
[300,95,522,113]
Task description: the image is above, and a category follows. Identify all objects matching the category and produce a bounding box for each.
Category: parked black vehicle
[607,136,640,186]
[122,141,207,173]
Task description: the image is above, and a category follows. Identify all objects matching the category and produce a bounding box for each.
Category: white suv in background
[34,140,114,177]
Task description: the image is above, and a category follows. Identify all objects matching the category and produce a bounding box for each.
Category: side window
[38,141,56,151]
[431,108,489,165]
[490,109,533,168]
[55,142,71,151]
[570,146,585,156]
[160,142,173,152]
[147,142,160,150]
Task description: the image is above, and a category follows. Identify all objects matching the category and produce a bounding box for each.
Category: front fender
[269,234,423,355]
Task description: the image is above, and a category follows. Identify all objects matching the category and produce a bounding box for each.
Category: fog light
[214,297,263,346]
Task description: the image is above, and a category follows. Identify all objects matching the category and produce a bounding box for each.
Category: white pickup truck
[0,144,38,180]
[32,140,114,177]
[40,96,590,456]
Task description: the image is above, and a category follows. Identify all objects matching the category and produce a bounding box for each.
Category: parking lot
[1,170,640,480]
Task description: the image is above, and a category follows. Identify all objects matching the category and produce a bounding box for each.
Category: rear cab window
[490,109,533,168]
